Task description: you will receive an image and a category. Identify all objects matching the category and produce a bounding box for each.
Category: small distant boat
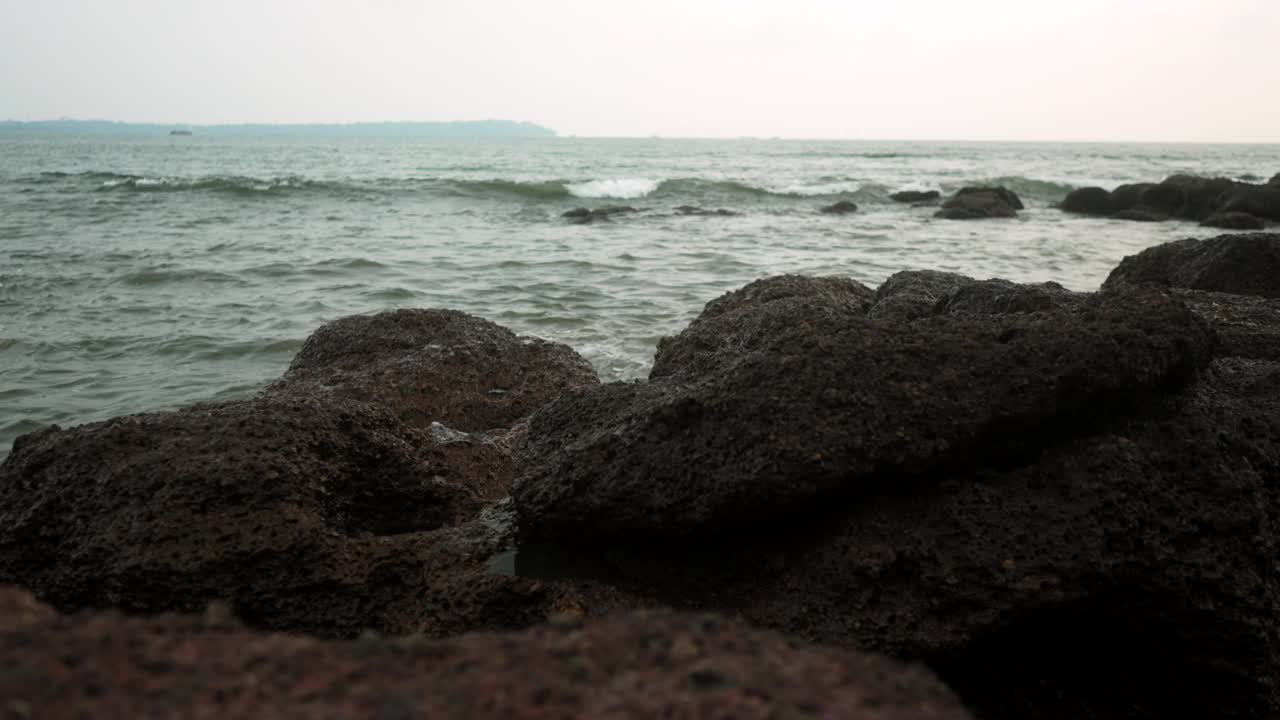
[169,129,193,136]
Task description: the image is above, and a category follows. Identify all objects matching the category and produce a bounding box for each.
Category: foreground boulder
[0,590,972,720]
[935,187,1022,219]
[1104,233,1280,299]
[510,261,1280,718]
[265,309,598,432]
[0,395,567,638]
[516,285,1210,540]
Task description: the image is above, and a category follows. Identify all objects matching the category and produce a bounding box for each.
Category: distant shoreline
[0,119,556,138]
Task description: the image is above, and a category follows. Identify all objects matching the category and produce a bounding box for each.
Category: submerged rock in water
[1104,233,1280,299]
[935,187,1022,219]
[1201,211,1265,230]
[1059,186,1112,215]
[562,205,639,223]
[0,395,557,638]
[0,590,974,720]
[890,190,941,203]
[819,199,859,214]
[674,205,739,216]
[265,308,598,432]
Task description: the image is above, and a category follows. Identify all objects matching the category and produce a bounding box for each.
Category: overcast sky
[2,0,1277,141]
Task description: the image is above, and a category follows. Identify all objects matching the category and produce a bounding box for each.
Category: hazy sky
[3,0,1277,141]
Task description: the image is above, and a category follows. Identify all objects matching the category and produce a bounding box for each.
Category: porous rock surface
[512,254,1280,719]
[1104,232,1280,299]
[0,590,972,720]
[265,308,599,432]
[0,394,574,638]
[516,283,1210,540]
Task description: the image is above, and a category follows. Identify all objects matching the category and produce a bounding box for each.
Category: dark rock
[265,309,598,432]
[0,395,570,638]
[1201,211,1265,230]
[515,285,1211,541]
[1270,172,1280,186]
[934,278,1084,315]
[651,275,876,379]
[561,206,639,223]
[819,200,859,214]
[890,190,941,203]
[0,591,973,720]
[1158,175,1239,220]
[866,270,975,321]
[1176,289,1280,361]
[1059,187,1112,215]
[1109,183,1154,212]
[935,187,1022,219]
[674,205,739,217]
[1136,183,1187,216]
[1219,186,1280,221]
[1109,208,1168,222]
[1103,233,1280,299]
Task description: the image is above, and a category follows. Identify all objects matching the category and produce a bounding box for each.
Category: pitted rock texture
[651,274,875,379]
[515,285,1211,541]
[266,309,599,432]
[0,395,565,638]
[0,590,973,720]
[1104,233,1280,299]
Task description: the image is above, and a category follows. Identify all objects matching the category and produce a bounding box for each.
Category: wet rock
[1219,186,1280,221]
[1109,183,1154,213]
[819,200,859,214]
[1270,172,1280,186]
[674,205,739,217]
[890,190,941,203]
[1109,208,1168,222]
[1157,174,1239,220]
[1201,211,1265,230]
[0,591,973,720]
[515,285,1211,541]
[562,206,639,223]
[265,309,598,432]
[1059,186,1112,215]
[1104,233,1280,299]
[651,275,876,379]
[0,395,564,638]
[935,187,1022,219]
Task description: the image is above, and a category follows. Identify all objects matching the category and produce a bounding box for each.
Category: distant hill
[0,119,557,138]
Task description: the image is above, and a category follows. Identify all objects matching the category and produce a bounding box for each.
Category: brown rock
[0,589,973,720]
[265,309,599,432]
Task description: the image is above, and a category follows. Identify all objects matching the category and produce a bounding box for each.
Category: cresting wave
[17,171,1082,204]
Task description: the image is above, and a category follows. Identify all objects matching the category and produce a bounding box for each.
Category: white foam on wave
[565,178,660,199]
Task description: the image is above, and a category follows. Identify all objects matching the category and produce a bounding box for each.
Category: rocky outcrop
[1104,233,1280,299]
[935,187,1022,219]
[1062,175,1274,227]
[651,274,876,379]
[819,200,859,214]
[0,590,973,720]
[1059,187,1111,215]
[516,286,1210,541]
[562,205,639,223]
[0,395,573,638]
[1270,172,1280,186]
[1202,211,1266,230]
[509,255,1280,718]
[265,309,598,432]
[891,190,941,203]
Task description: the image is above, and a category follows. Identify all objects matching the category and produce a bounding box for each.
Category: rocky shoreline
[3,232,1280,718]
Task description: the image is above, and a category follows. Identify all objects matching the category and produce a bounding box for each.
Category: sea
[3,135,1279,459]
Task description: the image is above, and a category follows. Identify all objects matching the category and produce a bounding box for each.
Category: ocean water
[2,135,1278,459]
